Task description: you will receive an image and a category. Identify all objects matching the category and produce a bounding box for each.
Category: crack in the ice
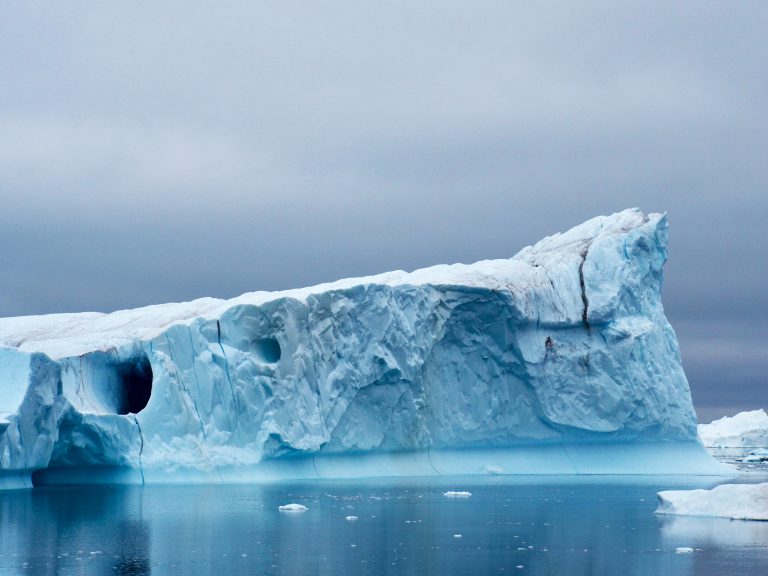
[77,356,85,404]
[560,439,579,475]
[426,446,441,475]
[132,414,145,485]
[302,301,332,444]
[216,320,241,428]
[540,266,570,318]
[578,222,605,334]
[578,248,590,333]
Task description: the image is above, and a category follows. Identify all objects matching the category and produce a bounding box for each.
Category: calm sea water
[1,476,766,576]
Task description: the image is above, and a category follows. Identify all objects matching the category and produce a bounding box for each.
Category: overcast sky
[1,1,765,421]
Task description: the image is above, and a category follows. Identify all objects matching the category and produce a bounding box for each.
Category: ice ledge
[29,442,732,488]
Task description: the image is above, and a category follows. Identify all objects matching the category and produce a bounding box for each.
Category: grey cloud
[0,0,766,419]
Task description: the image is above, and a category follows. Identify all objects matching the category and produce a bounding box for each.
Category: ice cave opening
[251,337,281,363]
[81,351,154,415]
[115,355,153,415]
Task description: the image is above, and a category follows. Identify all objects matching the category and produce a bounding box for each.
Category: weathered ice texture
[0,209,729,488]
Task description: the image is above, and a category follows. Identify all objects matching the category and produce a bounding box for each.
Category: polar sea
[2,474,767,576]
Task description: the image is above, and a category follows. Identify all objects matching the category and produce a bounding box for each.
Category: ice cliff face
[0,209,727,488]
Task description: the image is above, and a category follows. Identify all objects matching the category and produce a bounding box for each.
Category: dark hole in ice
[75,350,155,416]
[251,337,281,363]
[115,355,153,415]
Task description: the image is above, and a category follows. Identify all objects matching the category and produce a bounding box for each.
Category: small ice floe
[655,482,768,521]
[345,515,359,521]
[675,547,694,554]
[453,534,462,538]
[278,503,308,512]
[443,491,472,498]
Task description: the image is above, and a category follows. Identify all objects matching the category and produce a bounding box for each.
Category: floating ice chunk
[345,515,358,521]
[453,534,462,538]
[656,483,768,521]
[278,503,308,512]
[675,547,694,554]
[444,491,472,498]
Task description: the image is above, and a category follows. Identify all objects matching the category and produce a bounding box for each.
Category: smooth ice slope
[698,410,768,458]
[656,483,768,521]
[0,209,729,488]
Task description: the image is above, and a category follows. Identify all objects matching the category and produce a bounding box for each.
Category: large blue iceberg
[0,209,729,488]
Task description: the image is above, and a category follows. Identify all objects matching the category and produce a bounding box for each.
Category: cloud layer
[1,1,766,419]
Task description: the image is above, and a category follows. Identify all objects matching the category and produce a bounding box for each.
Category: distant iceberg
[0,209,730,489]
[698,410,768,459]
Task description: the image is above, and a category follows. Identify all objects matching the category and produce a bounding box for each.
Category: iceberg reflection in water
[2,477,767,576]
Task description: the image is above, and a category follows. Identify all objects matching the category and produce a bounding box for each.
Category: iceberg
[0,209,729,489]
[698,410,768,459]
[656,483,768,521]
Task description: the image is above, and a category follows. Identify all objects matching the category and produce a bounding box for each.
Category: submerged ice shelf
[0,209,729,489]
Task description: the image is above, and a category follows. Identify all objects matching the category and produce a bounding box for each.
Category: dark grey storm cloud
[1,1,766,419]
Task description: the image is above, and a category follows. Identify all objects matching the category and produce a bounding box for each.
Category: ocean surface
[1,474,766,576]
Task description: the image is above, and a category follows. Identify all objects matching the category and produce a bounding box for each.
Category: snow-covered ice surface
[699,410,768,462]
[656,483,768,521]
[0,209,730,489]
